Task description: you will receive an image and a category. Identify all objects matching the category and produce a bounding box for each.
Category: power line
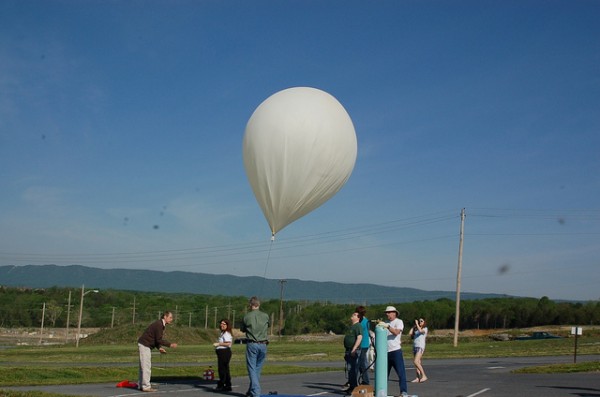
[0,211,459,263]
[1,208,598,282]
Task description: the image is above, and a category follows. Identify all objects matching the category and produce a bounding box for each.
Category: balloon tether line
[260,233,275,294]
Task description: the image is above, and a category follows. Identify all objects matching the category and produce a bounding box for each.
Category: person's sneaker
[142,388,158,392]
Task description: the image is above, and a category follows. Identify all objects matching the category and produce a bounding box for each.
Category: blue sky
[1,1,598,301]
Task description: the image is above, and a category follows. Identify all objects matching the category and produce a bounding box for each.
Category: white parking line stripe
[466,388,491,397]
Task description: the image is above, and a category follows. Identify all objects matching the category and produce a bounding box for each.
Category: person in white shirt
[213,318,233,392]
[408,318,428,383]
[378,306,408,397]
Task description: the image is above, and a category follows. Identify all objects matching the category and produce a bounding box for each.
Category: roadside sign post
[571,326,582,363]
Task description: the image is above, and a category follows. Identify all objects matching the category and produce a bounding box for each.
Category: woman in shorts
[409,318,428,383]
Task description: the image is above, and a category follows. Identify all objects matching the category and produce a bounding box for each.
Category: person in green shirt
[241,296,270,397]
[343,311,363,394]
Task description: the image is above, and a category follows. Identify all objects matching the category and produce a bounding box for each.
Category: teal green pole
[374,324,388,397]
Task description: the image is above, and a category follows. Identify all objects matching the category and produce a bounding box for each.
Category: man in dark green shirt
[241,296,270,397]
[343,311,363,394]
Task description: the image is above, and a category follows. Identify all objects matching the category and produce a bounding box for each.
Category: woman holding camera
[408,318,428,383]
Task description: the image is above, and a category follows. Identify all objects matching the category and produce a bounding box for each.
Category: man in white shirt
[379,306,408,397]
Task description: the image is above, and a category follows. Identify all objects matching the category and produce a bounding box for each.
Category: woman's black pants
[216,348,232,387]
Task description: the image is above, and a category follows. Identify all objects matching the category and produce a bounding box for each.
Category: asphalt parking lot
[3,355,599,397]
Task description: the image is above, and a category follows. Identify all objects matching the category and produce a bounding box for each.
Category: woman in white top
[214,318,233,391]
[408,318,428,383]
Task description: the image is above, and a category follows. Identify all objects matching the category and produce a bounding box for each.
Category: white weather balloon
[243,87,357,236]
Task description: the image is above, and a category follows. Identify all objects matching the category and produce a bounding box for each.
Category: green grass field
[0,334,598,397]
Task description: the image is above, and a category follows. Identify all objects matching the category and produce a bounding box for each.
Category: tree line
[0,286,598,335]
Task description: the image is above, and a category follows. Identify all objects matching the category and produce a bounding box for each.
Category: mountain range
[0,264,510,304]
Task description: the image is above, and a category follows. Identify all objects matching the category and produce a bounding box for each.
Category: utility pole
[132,296,136,325]
[65,291,72,343]
[76,285,85,348]
[205,305,209,329]
[111,307,115,328]
[279,279,287,336]
[39,302,46,345]
[76,285,99,348]
[214,307,218,328]
[454,208,466,347]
